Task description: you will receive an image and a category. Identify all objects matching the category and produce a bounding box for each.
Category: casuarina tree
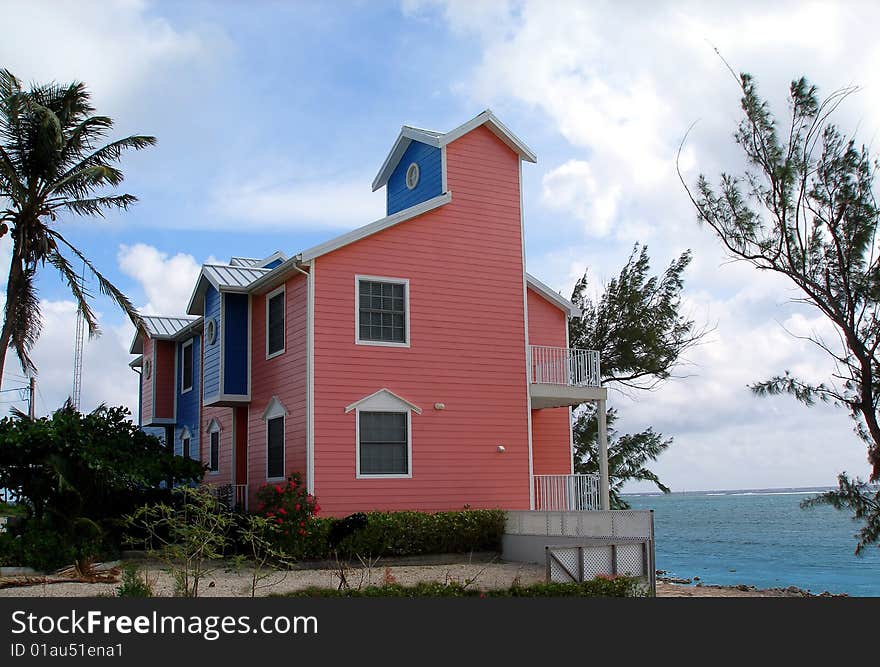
[0,69,154,384]
[569,244,706,508]
[682,71,880,551]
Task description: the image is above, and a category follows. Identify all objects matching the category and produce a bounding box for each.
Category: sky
[1,0,878,492]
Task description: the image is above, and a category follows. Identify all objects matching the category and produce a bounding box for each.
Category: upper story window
[356,276,409,347]
[266,286,285,359]
[181,339,194,393]
[405,162,420,190]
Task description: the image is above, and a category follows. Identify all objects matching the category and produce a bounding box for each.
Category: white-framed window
[266,285,285,359]
[181,338,194,393]
[263,396,287,480]
[143,357,152,380]
[207,418,221,473]
[205,318,217,345]
[405,162,420,190]
[345,389,420,479]
[180,426,192,460]
[355,275,410,347]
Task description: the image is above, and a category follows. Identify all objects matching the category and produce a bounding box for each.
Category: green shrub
[278,577,645,598]
[0,531,21,566]
[274,509,506,560]
[255,473,318,540]
[117,563,153,597]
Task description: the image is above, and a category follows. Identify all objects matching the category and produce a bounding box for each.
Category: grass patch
[0,502,26,517]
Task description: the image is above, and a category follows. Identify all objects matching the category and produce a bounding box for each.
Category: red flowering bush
[255,472,320,540]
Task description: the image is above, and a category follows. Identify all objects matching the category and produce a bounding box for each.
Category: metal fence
[545,539,655,595]
[529,345,601,386]
[534,474,600,511]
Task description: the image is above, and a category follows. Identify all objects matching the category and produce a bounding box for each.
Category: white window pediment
[207,418,221,434]
[180,425,192,441]
[344,388,421,415]
[262,395,289,421]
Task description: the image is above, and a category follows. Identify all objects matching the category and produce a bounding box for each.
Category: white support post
[597,398,610,510]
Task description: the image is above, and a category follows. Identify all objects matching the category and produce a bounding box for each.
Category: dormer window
[405,162,419,189]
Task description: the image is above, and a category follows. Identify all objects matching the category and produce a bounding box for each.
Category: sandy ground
[0,561,821,597]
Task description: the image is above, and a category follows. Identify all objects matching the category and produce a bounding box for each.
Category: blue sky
[2,0,879,491]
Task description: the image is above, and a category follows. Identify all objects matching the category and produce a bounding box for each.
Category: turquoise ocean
[625,488,880,596]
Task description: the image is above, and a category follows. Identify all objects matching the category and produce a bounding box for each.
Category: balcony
[534,474,601,511]
[528,345,605,408]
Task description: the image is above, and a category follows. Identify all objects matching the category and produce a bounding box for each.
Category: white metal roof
[129,315,202,354]
[372,109,537,191]
[186,263,273,315]
[229,256,260,267]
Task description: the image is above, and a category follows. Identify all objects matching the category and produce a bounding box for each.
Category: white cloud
[414,0,880,489]
[541,160,620,237]
[117,243,203,315]
[211,174,385,230]
[0,0,222,114]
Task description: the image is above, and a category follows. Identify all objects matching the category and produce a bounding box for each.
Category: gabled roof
[128,315,202,354]
[372,109,537,191]
[229,251,288,269]
[186,263,272,315]
[526,273,582,318]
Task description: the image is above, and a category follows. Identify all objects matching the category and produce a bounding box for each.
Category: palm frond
[54,194,138,217]
[46,250,99,336]
[50,230,143,332]
[51,135,156,190]
[4,263,41,372]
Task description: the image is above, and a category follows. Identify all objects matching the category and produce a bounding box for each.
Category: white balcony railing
[529,346,601,387]
[534,474,601,511]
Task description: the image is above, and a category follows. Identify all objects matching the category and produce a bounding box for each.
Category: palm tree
[0,69,154,385]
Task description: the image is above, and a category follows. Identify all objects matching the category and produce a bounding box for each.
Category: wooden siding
[313,125,530,516]
[247,272,309,506]
[201,405,234,486]
[153,340,176,420]
[140,334,153,424]
[387,140,443,215]
[528,288,574,475]
[223,293,249,395]
[174,335,200,458]
[203,286,221,400]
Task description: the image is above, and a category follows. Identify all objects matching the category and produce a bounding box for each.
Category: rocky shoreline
[655,571,848,597]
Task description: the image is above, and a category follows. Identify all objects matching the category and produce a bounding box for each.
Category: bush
[117,563,153,597]
[255,473,318,540]
[0,518,101,571]
[272,508,506,560]
[278,577,646,598]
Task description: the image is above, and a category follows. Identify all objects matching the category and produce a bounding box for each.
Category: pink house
[129,111,611,516]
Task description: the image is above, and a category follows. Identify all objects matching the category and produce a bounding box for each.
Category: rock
[693,576,700,581]
[655,570,667,575]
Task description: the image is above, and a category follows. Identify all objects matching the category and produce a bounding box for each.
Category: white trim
[265,284,286,360]
[298,192,451,263]
[219,293,225,396]
[344,388,422,415]
[566,324,575,475]
[441,145,448,194]
[207,428,220,475]
[258,250,287,268]
[207,417,222,433]
[203,392,250,407]
[262,395,289,420]
[180,338,194,394]
[405,162,420,190]
[520,160,535,510]
[354,275,411,348]
[441,110,537,162]
[526,273,581,317]
[371,111,536,191]
[306,261,316,495]
[265,410,286,482]
[205,318,216,345]
[247,295,253,398]
[354,408,413,480]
